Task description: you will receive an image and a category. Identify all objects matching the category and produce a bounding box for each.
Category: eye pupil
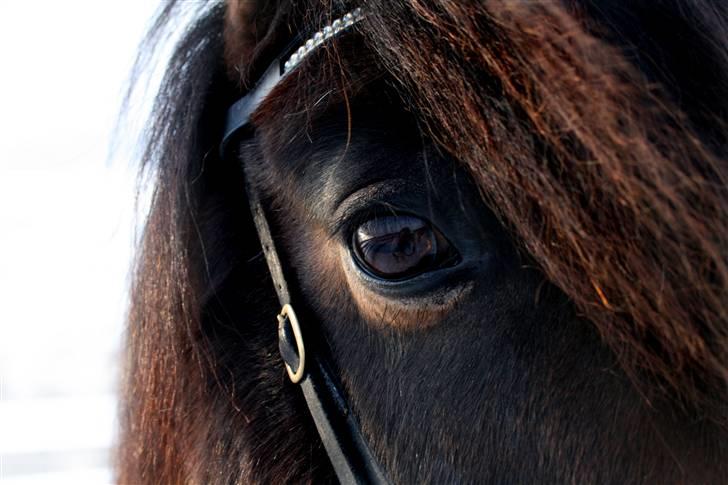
[352,215,456,280]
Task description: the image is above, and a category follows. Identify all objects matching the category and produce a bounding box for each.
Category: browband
[220,7,364,158]
[221,8,390,484]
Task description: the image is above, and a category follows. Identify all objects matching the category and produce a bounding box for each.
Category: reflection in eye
[352,215,457,280]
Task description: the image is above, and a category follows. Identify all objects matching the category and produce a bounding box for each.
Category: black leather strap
[245,176,389,485]
[220,60,284,160]
[223,11,389,482]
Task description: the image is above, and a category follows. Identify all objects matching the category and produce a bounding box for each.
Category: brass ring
[277,304,306,383]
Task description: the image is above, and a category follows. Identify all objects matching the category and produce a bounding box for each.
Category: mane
[118,0,728,482]
[357,1,728,413]
[118,3,333,482]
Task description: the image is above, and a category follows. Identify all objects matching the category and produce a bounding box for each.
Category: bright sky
[0,1,163,482]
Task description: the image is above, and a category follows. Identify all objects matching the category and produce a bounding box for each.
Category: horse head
[119,1,728,483]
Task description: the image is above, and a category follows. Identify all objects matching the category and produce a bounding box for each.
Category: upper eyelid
[356,215,428,241]
[331,201,403,241]
[330,179,411,237]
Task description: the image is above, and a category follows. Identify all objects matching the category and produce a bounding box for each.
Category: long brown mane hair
[118,1,728,483]
[360,1,728,408]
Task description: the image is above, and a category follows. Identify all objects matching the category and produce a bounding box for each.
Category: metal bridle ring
[277,304,306,383]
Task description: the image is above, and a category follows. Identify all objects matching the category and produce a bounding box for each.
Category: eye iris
[352,215,453,279]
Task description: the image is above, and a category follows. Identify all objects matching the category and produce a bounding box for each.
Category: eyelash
[335,203,405,243]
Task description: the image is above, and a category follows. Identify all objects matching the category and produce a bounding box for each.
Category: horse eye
[351,215,458,280]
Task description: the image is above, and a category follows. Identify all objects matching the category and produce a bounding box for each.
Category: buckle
[277,304,306,383]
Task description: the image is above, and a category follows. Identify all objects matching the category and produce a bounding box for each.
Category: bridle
[220,9,390,485]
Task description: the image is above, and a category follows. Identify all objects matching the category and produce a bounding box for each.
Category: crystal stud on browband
[283,7,364,73]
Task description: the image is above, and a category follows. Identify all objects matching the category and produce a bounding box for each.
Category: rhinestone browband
[220,7,365,158]
[283,7,364,73]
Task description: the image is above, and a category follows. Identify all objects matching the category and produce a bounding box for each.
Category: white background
[0,1,166,483]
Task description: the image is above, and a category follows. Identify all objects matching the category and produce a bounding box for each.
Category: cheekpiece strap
[230,7,389,485]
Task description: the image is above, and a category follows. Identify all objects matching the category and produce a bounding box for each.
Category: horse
[117,1,728,483]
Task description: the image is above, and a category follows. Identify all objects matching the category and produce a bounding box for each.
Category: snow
[0,1,164,482]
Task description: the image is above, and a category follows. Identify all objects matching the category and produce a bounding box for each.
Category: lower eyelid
[339,243,477,326]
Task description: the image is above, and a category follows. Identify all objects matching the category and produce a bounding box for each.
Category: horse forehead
[256,101,428,217]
